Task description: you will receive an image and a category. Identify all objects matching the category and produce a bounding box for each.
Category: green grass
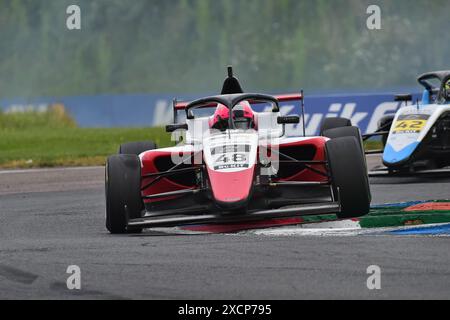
[364,140,383,151]
[0,108,173,168]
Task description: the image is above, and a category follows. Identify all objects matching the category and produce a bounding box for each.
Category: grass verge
[363,140,383,151]
[0,127,173,169]
[0,107,173,168]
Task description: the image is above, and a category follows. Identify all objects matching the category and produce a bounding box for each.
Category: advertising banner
[0,92,421,135]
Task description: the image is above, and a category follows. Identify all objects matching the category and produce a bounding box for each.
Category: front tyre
[326,137,371,219]
[105,154,143,234]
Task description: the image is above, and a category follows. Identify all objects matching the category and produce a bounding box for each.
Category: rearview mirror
[277,116,300,124]
[187,110,195,120]
[166,123,188,133]
[394,94,412,102]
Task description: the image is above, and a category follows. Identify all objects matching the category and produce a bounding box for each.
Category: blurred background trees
[0,0,449,98]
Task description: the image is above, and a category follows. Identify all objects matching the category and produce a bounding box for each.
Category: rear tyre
[326,137,371,219]
[105,154,143,234]
[378,114,395,146]
[119,141,157,155]
[320,117,352,136]
[378,114,395,131]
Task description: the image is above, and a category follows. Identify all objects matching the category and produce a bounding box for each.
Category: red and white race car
[105,67,371,233]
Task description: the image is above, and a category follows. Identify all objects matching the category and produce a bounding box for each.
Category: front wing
[126,202,341,229]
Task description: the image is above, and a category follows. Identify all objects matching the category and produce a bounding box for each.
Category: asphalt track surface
[1,157,450,300]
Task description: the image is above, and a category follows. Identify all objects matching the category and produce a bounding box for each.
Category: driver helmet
[209,104,230,131]
[444,79,450,101]
[209,101,256,131]
[233,101,256,130]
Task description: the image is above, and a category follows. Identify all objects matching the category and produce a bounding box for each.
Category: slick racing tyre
[320,117,352,136]
[326,137,371,219]
[119,141,157,155]
[105,154,143,234]
[378,114,395,146]
[322,126,364,155]
[378,114,395,131]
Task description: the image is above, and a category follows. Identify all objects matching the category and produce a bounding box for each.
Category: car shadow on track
[370,176,450,185]
[123,231,211,237]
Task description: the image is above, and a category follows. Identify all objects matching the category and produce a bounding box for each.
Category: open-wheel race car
[105,67,371,234]
[364,70,450,176]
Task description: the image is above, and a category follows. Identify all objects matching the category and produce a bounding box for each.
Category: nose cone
[383,142,419,166]
[207,166,255,209]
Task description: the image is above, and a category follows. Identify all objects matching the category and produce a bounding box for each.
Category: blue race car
[366,70,450,176]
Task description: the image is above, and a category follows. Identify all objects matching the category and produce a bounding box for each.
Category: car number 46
[216,153,247,164]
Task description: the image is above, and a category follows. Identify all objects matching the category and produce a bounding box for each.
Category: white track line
[248,219,363,237]
[252,227,364,237]
[0,166,104,175]
[247,221,450,237]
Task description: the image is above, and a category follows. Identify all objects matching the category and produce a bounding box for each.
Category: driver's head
[232,101,255,130]
[210,104,229,131]
[444,79,450,101]
[209,101,256,131]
